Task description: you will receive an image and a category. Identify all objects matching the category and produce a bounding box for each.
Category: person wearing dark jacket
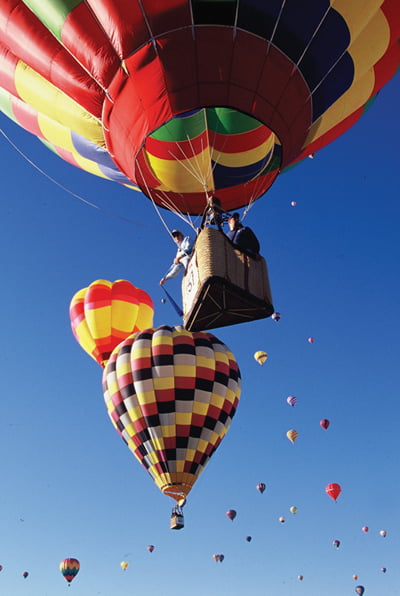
[226,213,260,256]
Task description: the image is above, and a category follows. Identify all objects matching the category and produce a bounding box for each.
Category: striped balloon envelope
[286,429,298,444]
[102,326,241,503]
[70,279,154,368]
[254,350,268,365]
[0,2,398,215]
[59,558,80,585]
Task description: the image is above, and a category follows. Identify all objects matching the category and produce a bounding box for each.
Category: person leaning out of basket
[159,229,194,285]
[226,213,260,257]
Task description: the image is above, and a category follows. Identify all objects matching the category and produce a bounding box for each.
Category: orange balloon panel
[70,279,154,367]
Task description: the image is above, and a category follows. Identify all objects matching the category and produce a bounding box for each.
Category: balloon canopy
[325,482,342,502]
[102,326,241,503]
[1,1,399,215]
[70,279,154,368]
[60,558,80,585]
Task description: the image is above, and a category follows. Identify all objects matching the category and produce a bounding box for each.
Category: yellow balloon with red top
[69,279,154,368]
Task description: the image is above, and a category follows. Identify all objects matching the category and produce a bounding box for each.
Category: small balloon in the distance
[320,419,330,430]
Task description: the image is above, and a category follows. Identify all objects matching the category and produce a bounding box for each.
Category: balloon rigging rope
[135,157,197,239]
[0,126,158,230]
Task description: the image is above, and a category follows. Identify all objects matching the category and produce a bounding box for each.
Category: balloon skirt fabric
[102,326,241,501]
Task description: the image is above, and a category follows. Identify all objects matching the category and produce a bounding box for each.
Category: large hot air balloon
[70,279,154,367]
[355,586,365,596]
[0,2,398,216]
[102,326,241,523]
[60,558,80,585]
[325,483,342,502]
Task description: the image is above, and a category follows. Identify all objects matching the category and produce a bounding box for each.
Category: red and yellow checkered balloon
[70,279,154,368]
[102,326,241,502]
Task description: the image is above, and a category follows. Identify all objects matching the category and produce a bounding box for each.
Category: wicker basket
[182,227,273,331]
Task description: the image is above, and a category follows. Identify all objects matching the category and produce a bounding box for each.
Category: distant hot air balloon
[286,429,298,444]
[291,201,297,207]
[381,567,387,573]
[120,561,129,571]
[256,482,266,494]
[213,554,224,563]
[290,506,298,515]
[246,536,252,543]
[271,313,281,322]
[70,279,154,367]
[60,558,80,585]
[0,565,2,572]
[353,575,358,580]
[320,419,330,430]
[22,572,29,579]
[362,526,369,533]
[103,326,241,518]
[380,530,387,537]
[333,540,340,549]
[308,337,315,343]
[147,545,155,553]
[298,575,303,581]
[279,516,286,523]
[287,395,297,407]
[325,483,342,502]
[226,509,237,522]
[254,351,268,365]
[355,586,365,596]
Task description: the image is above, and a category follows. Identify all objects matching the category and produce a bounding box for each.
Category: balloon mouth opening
[161,484,191,503]
[135,106,281,204]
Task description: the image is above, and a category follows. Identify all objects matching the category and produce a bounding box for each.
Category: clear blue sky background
[0,74,399,595]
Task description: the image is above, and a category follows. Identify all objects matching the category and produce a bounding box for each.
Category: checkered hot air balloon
[59,558,80,585]
[102,326,241,505]
[0,2,398,215]
[70,279,154,368]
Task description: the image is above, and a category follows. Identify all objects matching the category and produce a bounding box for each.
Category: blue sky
[0,73,399,595]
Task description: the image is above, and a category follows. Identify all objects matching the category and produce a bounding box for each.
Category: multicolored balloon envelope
[226,509,237,521]
[70,279,154,367]
[355,586,365,596]
[120,561,129,571]
[256,482,266,494]
[1,2,398,215]
[103,326,241,503]
[60,558,80,585]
